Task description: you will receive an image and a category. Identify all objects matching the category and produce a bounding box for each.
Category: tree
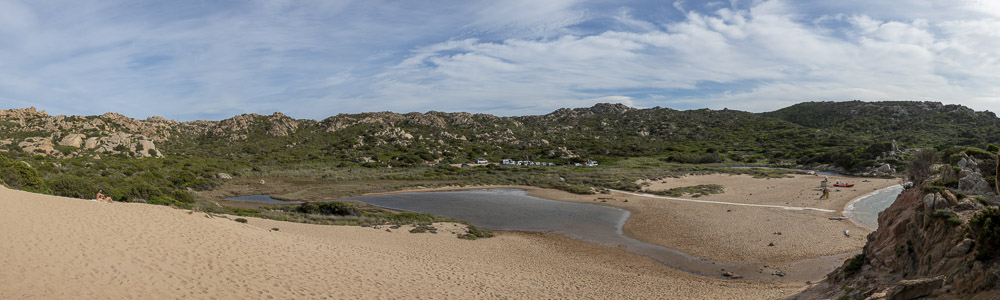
[906,149,937,185]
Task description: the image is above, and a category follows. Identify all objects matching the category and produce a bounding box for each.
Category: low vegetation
[841,253,866,279]
[969,207,1000,261]
[649,184,725,197]
[931,209,963,226]
[4,101,1000,243]
[409,223,437,234]
[458,225,494,240]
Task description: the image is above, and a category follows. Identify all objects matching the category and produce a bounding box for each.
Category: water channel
[226,188,880,281]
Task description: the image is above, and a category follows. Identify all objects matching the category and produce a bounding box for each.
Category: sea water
[843,185,906,229]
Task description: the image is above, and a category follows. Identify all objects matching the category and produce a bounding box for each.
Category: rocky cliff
[793,154,1000,299]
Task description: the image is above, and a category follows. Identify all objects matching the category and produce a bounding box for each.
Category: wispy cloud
[0,0,998,120]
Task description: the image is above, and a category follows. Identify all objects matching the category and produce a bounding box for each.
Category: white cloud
[349,0,1000,115]
[1,0,1000,119]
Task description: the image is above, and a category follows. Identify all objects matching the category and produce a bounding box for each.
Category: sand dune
[0,186,798,299]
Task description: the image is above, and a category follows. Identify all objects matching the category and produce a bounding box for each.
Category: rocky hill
[0,108,176,159]
[793,151,1000,299]
[1,101,999,174]
[766,101,1000,147]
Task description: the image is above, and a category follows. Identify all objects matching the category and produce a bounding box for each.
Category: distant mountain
[1,101,998,174]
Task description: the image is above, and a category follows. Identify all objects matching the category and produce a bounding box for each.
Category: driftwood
[829,217,849,220]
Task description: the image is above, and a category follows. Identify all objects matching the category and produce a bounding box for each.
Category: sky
[1,0,998,120]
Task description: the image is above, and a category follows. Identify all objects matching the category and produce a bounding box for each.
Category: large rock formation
[0,107,170,158]
[58,134,85,148]
[18,137,56,156]
[794,155,1000,300]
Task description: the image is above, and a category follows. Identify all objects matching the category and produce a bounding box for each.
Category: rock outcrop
[0,107,183,158]
[794,155,1000,300]
[18,137,56,156]
[58,134,85,148]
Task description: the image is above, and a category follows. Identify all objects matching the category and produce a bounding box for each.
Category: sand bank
[0,186,798,299]
[528,174,899,267]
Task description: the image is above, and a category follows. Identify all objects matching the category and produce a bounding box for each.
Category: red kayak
[833,183,854,187]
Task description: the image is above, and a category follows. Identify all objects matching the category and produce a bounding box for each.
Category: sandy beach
[0,185,799,299]
[529,174,899,267]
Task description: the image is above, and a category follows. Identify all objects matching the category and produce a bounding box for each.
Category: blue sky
[1,0,999,120]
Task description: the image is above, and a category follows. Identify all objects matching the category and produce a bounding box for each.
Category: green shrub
[295,201,361,216]
[228,208,264,218]
[458,225,494,240]
[380,211,443,224]
[171,190,194,203]
[932,209,962,226]
[650,184,725,197]
[664,153,723,164]
[965,147,996,160]
[922,185,945,194]
[409,224,437,233]
[47,175,96,199]
[234,218,248,223]
[969,207,1000,261]
[0,155,48,193]
[842,253,865,277]
[562,184,594,194]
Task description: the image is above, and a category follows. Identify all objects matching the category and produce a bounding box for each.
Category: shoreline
[529,174,896,267]
[841,183,906,230]
[0,185,802,298]
[222,177,898,282]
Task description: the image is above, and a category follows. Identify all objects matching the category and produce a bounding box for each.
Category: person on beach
[96,189,113,203]
[822,187,830,199]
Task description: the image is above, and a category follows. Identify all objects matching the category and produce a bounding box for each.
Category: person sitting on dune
[96,189,113,203]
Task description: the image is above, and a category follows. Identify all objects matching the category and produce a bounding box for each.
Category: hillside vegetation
[0,101,998,208]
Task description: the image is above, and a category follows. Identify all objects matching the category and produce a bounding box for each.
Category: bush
[906,149,936,185]
[148,195,193,209]
[843,253,865,277]
[171,190,194,203]
[111,180,166,202]
[234,218,248,223]
[931,209,962,226]
[409,224,437,233]
[650,184,724,197]
[932,209,962,226]
[965,147,996,160]
[458,225,494,240]
[664,153,723,164]
[0,155,48,193]
[921,185,945,194]
[381,211,443,224]
[969,207,1000,261]
[295,201,361,216]
[47,175,96,199]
